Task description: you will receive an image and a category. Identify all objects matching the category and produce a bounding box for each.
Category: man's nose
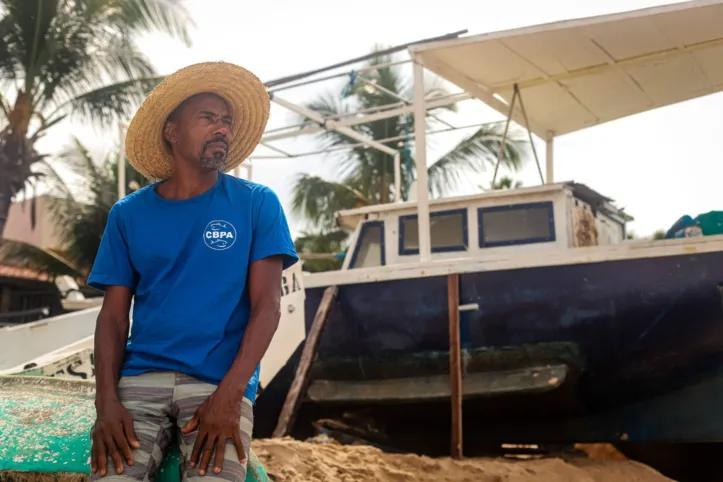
[214,125,230,139]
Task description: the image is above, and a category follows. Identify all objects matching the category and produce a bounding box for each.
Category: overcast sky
[38,0,723,238]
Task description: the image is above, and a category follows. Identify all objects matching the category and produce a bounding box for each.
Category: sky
[37,0,723,238]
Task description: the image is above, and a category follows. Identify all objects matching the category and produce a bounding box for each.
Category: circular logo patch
[203,220,237,251]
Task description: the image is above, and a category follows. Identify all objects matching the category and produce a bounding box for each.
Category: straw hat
[125,61,270,180]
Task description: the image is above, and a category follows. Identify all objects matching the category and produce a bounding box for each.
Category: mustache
[203,136,229,150]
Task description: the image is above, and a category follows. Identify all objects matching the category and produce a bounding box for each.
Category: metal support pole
[545,133,554,184]
[271,95,397,157]
[413,61,432,262]
[118,123,127,200]
[272,93,398,203]
[262,93,470,143]
[393,151,402,203]
[232,163,253,181]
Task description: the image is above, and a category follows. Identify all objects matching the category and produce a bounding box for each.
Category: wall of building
[2,196,63,251]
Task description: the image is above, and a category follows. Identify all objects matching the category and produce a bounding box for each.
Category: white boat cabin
[337,182,633,270]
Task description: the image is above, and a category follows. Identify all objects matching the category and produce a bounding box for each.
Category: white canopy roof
[410,0,723,139]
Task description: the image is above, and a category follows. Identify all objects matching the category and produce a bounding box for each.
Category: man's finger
[113,425,134,466]
[122,414,141,450]
[232,432,247,465]
[189,430,207,469]
[199,434,216,476]
[213,439,226,474]
[181,415,200,434]
[97,436,109,477]
[105,434,124,475]
[91,437,98,474]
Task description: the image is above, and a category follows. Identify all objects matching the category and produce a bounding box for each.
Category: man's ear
[163,121,177,145]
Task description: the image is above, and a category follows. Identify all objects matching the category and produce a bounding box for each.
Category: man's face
[165,93,234,171]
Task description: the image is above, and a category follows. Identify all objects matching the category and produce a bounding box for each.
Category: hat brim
[125,62,270,180]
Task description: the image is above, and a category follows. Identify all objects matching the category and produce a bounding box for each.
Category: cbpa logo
[203,220,237,251]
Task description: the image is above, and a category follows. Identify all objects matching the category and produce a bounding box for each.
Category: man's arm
[94,285,133,406]
[86,203,139,477]
[217,255,283,397]
[91,286,140,477]
[181,256,283,474]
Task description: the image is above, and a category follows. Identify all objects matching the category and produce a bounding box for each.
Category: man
[87,62,298,482]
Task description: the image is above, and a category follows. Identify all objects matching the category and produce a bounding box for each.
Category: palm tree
[0,0,191,240]
[0,138,148,278]
[44,138,149,274]
[487,175,523,191]
[290,51,529,267]
[293,230,347,273]
[652,229,666,240]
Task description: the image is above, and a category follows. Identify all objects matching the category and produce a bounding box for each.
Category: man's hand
[91,400,140,476]
[181,389,246,475]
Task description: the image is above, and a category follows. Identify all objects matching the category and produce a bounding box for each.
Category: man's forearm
[217,305,280,398]
[94,314,129,405]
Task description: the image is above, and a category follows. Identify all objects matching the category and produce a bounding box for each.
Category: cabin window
[350,221,385,269]
[478,202,556,247]
[399,208,468,255]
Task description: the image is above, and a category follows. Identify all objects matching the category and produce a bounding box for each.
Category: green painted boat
[0,376,269,482]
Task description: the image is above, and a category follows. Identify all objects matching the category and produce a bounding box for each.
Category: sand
[253,438,674,482]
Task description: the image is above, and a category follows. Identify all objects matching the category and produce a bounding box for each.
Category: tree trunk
[0,181,11,241]
[0,134,36,243]
[0,90,38,242]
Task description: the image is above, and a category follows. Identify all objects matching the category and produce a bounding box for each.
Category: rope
[491,84,544,186]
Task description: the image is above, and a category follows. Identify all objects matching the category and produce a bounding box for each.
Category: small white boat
[0,262,306,389]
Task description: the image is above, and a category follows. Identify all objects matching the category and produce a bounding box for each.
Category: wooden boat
[252,6,723,478]
[0,376,269,482]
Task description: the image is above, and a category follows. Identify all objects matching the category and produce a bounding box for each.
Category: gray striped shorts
[90,372,253,482]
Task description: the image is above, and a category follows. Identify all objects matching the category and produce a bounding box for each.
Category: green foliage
[1,138,148,277]
[40,137,149,275]
[0,0,191,242]
[0,238,79,278]
[488,175,523,191]
[294,230,347,273]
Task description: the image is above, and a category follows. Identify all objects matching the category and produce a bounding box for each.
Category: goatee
[200,152,227,171]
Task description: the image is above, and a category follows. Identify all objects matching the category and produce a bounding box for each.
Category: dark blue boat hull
[287,251,723,443]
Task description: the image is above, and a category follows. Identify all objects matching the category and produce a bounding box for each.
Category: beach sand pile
[253,438,673,482]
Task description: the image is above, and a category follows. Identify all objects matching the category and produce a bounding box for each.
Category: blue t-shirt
[87,173,298,402]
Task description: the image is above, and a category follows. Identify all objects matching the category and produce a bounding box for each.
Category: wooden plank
[306,365,568,403]
[447,273,463,459]
[272,285,339,438]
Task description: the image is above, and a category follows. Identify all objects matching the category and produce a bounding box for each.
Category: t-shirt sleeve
[87,203,136,291]
[250,187,299,270]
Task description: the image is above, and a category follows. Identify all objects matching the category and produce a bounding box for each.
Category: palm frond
[61,76,164,127]
[0,239,82,279]
[427,123,530,198]
[30,138,148,274]
[32,158,75,199]
[488,175,523,191]
[113,0,194,47]
[294,229,349,253]
[0,91,10,118]
[291,174,370,230]
[293,229,348,273]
